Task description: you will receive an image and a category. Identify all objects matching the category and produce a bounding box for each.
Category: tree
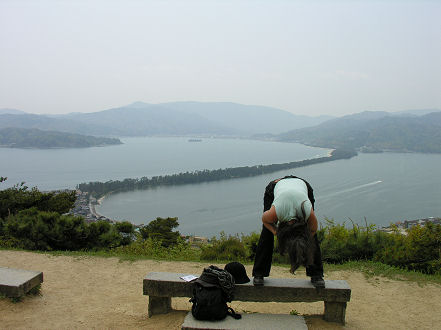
[139,217,180,247]
[0,184,76,219]
[114,221,136,246]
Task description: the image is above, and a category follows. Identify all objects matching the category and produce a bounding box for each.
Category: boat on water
[188,139,202,142]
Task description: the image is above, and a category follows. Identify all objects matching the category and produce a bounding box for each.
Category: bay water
[96,152,441,237]
[0,137,328,190]
[1,137,440,237]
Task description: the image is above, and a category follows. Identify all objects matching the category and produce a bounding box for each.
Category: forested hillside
[0,127,122,148]
[0,113,120,136]
[278,111,441,153]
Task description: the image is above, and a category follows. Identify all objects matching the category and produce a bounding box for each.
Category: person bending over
[252,175,325,288]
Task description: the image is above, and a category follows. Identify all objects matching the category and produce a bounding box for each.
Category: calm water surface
[0,137,328,190]
[2,137,440,237]
[97,152,441,237]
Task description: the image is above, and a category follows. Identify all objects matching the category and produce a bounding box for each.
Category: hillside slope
[0,113,120,136]
[161,101,332,134]
[65,102,236,136]
[0,102,332,137]
[278,111,441,153]
[0,127,122,148]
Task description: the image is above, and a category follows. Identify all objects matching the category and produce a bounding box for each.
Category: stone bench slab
[181,312,308,330]
[144,272,351,303]
[144,272,351,324]
[0,267,43,298]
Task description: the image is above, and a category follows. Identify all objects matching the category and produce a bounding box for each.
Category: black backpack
[189,266,241,321]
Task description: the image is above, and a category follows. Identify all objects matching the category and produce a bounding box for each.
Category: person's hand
[307,209,318,236]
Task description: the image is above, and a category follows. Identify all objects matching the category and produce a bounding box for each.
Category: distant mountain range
[278,110,441,153]
[0,108,27,115]
[1,103,440,153]
[0,102,332,137]
[0,127,122,149]
[393,109,441,116]
[158,102,333,134]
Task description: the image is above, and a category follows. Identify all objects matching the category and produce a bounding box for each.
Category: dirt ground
[1,250,440,329]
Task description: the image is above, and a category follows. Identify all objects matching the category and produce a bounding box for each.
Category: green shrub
[319,218,391,263]
[0,182,76,219]
[2,208,81,250]
[113,236,200,260]
[0,208,134,251]
[317,219,440,275]
[1,177,439,275]
[241,231,260,260]
[201,232,247,261]
[375,222,441,274]
[114,221,136,246]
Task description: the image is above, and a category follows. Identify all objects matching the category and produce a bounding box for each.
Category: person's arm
[262,205,278,235]
[307,208,318,236]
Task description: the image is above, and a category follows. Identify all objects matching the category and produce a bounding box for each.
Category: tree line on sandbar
[77,148,357,198]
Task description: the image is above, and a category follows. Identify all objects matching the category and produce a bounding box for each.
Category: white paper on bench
[180,275,198,282]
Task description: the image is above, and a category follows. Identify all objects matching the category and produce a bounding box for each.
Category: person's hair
[277,201,315,273]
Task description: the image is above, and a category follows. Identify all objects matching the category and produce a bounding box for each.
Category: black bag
[189,266,241,321]
[190,283,229,320]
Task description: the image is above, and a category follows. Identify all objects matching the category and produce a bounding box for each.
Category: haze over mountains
[0,102,440,152]
[0,109,27,115]
[0,102,331,137]
[0,127,122,149]
[278,110,441,153]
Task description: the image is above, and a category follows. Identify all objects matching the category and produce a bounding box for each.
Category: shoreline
[77,147,350,199]
[87,192,118,223]
[91,195,108,219]
[97,195,106,205]
[74,147,352,226]
[89,195,111,220]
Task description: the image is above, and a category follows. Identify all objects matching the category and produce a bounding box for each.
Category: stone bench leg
[148,296,171,317]
[324,301,347,325]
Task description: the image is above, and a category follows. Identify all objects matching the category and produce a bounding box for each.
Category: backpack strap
[204,266,235,301]
[227,307,242,320]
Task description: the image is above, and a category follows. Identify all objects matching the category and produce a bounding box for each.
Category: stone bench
[0,267,43,298]
[143,272,351,325]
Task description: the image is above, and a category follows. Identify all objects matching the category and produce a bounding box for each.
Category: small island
[0,127,122,149]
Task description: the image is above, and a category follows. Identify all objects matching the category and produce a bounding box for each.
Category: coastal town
[69,190,210,244]
[68,190,114,223]
[380,217,441,235]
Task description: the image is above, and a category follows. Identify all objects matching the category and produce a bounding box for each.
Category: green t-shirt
[272,178,312,223]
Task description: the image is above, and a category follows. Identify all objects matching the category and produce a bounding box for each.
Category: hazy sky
[1,0,440,116]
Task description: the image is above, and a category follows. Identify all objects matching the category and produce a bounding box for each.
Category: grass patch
[2,245,202,263]
[324,260,441,285]
[2,247,440,285]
